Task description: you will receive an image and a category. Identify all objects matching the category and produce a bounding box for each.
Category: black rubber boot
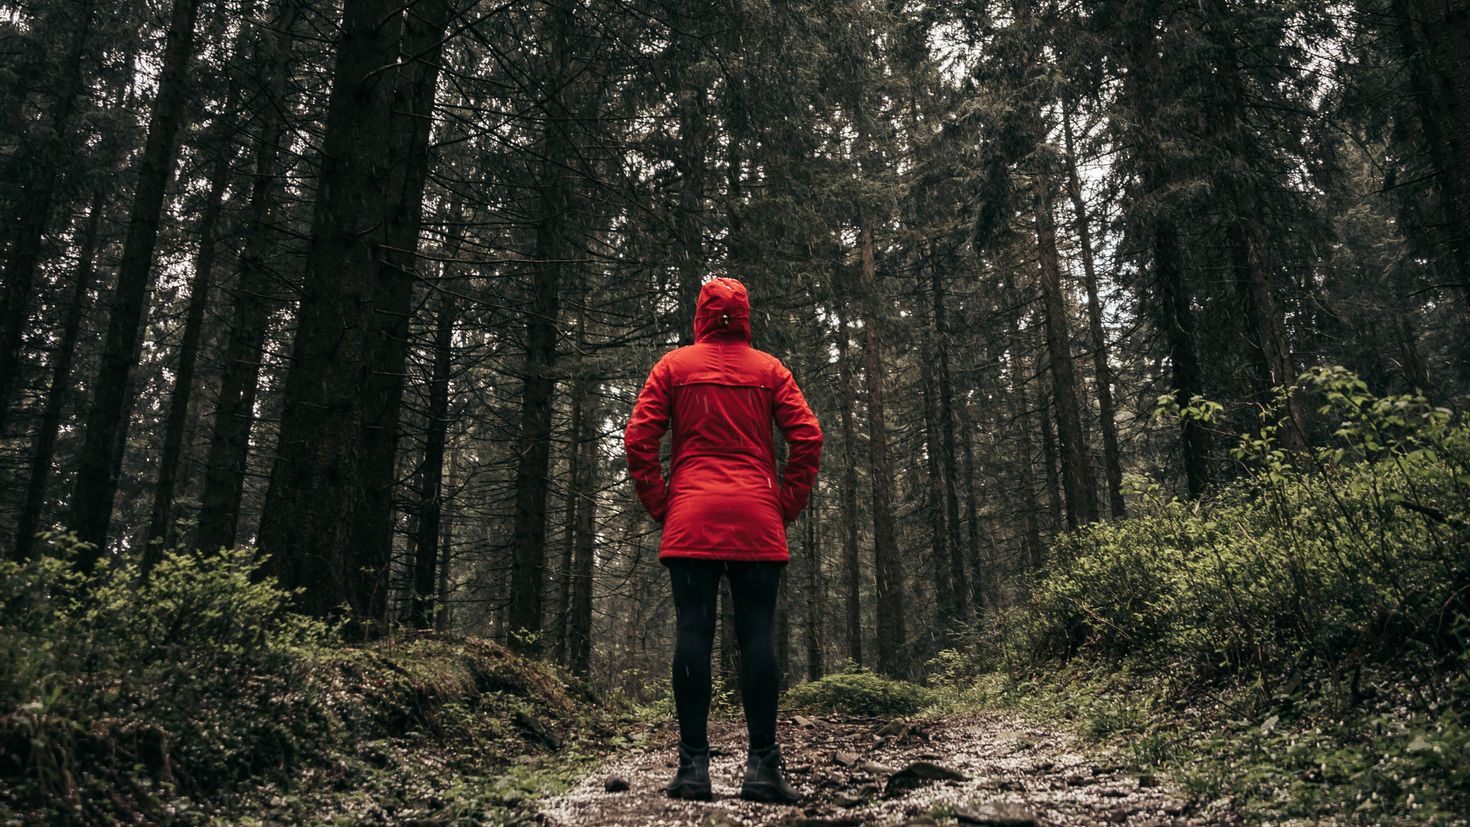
[665,741,712,800]
[739,744,800,804]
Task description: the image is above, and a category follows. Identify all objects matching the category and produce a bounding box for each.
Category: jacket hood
[693,277,751,343]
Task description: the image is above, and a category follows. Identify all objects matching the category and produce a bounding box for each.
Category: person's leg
[726,561,783,750]
[728,560,799,803]
[666,558,722,749]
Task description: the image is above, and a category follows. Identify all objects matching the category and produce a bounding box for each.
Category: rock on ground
[537,712,1218,826]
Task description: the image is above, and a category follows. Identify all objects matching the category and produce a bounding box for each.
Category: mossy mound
[785,669,937,717]
[0,544,608,825]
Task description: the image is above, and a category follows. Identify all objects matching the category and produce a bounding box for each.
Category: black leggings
[666,558,783,751]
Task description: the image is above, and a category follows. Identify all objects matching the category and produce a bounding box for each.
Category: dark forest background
[2,0,1468,695]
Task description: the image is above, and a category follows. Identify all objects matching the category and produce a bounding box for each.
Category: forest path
[537,711,1218,826]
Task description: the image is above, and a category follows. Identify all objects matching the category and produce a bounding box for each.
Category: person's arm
[625,359,672,523]
[774,366,823,523]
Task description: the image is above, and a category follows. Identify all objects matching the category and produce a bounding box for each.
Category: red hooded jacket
[624,278,823,563]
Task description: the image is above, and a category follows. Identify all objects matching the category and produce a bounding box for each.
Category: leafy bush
[785,667,937,716]
[1,540,335,822]
[963,367,1470,821]
[1011,367,1470,687]
[0,540,602,824]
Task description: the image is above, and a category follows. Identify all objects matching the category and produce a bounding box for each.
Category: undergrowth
[944,367,1470,825]
[0,540,609,825]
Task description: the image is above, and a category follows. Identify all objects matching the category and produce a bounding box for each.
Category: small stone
[602,776,629,793]
[1137,773,1160,788]
[876,718,909,737]
[792,714,818,727]
[1161,798,1188,815]
[883,761,966,797]
[955,802,1040,826]
[833,750,860,766]
[1065,773,1090,786]
[833,790,866,808]
[1106,805,1134,822]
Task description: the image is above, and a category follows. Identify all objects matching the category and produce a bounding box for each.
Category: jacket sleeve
[774,366,823,523]
[625,358,671,523]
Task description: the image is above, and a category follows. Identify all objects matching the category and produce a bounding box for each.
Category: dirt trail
[538,712,1222,826]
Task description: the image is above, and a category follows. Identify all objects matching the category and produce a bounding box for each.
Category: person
[624,277,823,803]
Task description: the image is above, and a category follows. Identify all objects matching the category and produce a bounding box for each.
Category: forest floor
[538,711,1227,827]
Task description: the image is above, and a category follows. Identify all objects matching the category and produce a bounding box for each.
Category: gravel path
[537,712,1222,826]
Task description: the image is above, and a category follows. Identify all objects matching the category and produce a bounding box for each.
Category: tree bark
[835,309,863,667]
[255,0,407,620]
[410,289,456,629]
[555,302,589,663]
[143,149,231,566]
[857,215,907,677]
[194,0,300,552]
[0,0,95,434]
[914,265,956,627]
[930,251,970,616]
[567,379,599,676]
[349,0,453,623]
[1061,105,1125,518]
[12,189,103,560]
[1121,15,1210,498]
[803,488,823,681]
[508,2,577,652]
[1034,153,1100,529]
[68,0,204,564]
[1391,0,1470,307]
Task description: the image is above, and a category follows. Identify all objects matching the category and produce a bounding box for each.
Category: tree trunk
[12,189,103,560]
[68,0,204,564]
[930,252,970,616]
[143,150,231,566]
[1002,267,1044,580]
[0,0,95,433]
[1122,18,1210,498]
[673,11,707,345]
[857,215,907,678]
[555,303,589,663]
[255,0,407,620]
[507,3,577,652]
[1391,0,1470,307]
[1196,0,1306,443]
[567,380,599,676]
[349,0,453,624]
[803,489,823,681]
[1034,155,1100,529]
[835,310,863,667]
[410,289,456,629]
[955,389,988,613]
[194,0,300,552]
[914,266,956,627]
[1061,105,1126,518]
[436,444,461,632]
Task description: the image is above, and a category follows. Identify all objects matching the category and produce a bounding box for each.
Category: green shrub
[959,367,1470,821]
[784,667,937,716]
[1,540,336,821]
[1007,367,1470,687]
[0,540,601,824]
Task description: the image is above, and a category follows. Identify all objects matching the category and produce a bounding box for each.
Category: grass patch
[785,666,938,717]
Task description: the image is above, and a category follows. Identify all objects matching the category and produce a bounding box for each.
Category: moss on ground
[784,667,938,717]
